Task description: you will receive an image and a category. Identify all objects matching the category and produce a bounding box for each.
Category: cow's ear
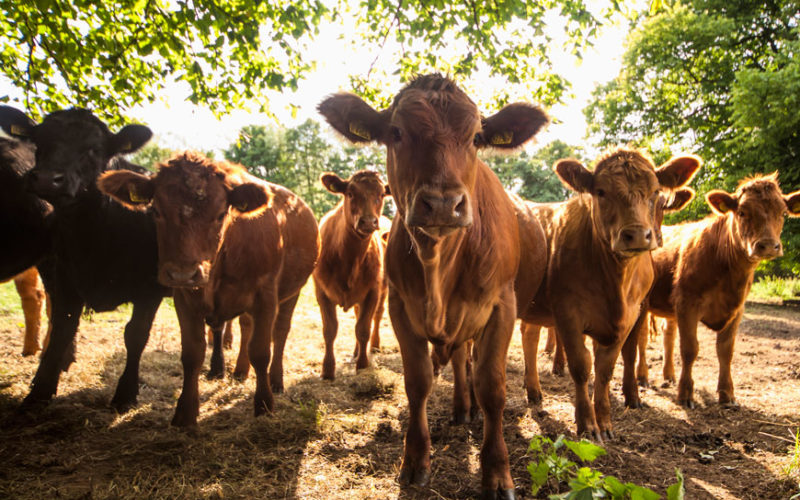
[555,159,593,193]
[706,190,737,215]
[109,124,153,155]
[320,172,348,194]
[229,183,270,213]
[318,93,388,144]
[0,106,36,139]
[478,103,549,150]
[665,187,695,212]
[656,155,702,188]
[97,170,154,209]
[384,184,391,197]
[785,190,800,217]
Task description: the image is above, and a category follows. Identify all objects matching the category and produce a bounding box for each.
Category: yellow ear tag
[121,142,132,152]
[10,124,28,136]
[128,185,149,203]
[235,202,248,212]
[718,201,729,213]
[792,202,800,214]
[490,131,513,145]
[348,122,371,140]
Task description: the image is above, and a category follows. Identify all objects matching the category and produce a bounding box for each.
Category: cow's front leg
[233,314,253,380]
[662,318,678,384]
[676,306,701,408]
[171,289,206,427]
[474,286,517,499]
[315,283,339,380]
[250,287,279,416]
[451,342,473,424]
[556,313,599,440]
[716,309,742,406]
[391,290,433,488]
[354,288,379,371]
[112,295,161,411]
[593,338,626,440]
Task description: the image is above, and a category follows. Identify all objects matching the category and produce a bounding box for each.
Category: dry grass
[1,280,799,499]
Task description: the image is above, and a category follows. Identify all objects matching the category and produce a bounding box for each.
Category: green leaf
[565,439,607,462]
[666,469,685,500]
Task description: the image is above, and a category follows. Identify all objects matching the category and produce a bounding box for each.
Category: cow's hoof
[720,400,739,409]
[452,410,471,425]
[170,412,198,428]
[206,368,224,380]
[398,465,430,487]
[232,371,248,382]
[600,429,615,441]
[624,398,647,409]
[637,378,650,388]
[110,396,137,413]
[678,398,696,409]
[480,487,517,500]
[526,389,543,406]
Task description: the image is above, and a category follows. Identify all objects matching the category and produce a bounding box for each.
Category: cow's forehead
[738,178,785,213]
[36,110,109,147]
[391,87,481,144]
[154,155,229,210]
[593,153,658,195]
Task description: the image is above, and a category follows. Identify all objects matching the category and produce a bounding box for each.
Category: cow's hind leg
[622,309,647,409]
[232,314,253,380]
[111,296,161,411]
[451,342,473,424]
[269,292,300,394]
[15,269,44,356]
[520,321,543,404]
[206,323,226,380]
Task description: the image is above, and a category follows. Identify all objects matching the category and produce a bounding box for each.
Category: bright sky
[2,3,634,157]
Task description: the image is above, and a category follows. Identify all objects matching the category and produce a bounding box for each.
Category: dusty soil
[0,281,798,499]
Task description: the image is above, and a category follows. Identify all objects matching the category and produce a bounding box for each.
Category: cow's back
[213,179,318,311]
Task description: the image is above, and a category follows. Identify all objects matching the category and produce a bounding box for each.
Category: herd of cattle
[1,74,799,499]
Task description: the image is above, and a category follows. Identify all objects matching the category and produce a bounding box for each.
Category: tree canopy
[0,0,619,124]
[586,0,800,273]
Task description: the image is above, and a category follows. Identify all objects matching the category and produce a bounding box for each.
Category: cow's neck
[707,215,757,275]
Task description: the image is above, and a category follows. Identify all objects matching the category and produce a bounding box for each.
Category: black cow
[0,107,168,411]
[0,107,51,281]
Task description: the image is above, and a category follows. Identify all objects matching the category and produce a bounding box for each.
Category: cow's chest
[401,289,496,343]
[699,276,751,331]
[316,252,378,311]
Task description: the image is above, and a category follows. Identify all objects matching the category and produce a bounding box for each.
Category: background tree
[484,140,580,202]
[0,1,620,124]
[585,0,800,274]
[224,120,388,217]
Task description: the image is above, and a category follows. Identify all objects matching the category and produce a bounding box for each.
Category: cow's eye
[217,211,226,222]
[596,188,605,198]
[391,126,402,142]
[738,210,747,218]
[473,133,483,147]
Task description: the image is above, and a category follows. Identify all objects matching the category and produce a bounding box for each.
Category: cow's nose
[27,170,65,192]
[357,216,379,233]
[407,188,472,229]
[754,239,782,258]
[615,226,653,254]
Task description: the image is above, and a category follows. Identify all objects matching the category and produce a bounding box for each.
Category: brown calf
[99,151,319,426]
[319,74,548,498]
[313,170,390,379]
[626,173,800,408]
[518,148,700,439]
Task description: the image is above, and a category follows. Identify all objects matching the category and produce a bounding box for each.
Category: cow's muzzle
[612,225,656,256]
[406,188,472,236]
[158,262,209,288]
[748,238,783,261]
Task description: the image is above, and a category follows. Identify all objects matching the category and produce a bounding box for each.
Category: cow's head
[706,172,800,261]
[556,149,701,257]
[98,151,270,287]
[0,107,151,205]
[318,74,548,242]
[321,170,390,238]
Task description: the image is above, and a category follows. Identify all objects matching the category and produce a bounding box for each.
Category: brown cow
[518,148,700,439]
[319,74,548,498]
[98,151,319,426]
[206,316,254,380]
[519,185,695,404]
[3,267,47,355]
[313,170,390,379]
[624,173,800,408]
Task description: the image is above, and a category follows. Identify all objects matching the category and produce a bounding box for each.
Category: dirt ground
[0,281,798,499]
